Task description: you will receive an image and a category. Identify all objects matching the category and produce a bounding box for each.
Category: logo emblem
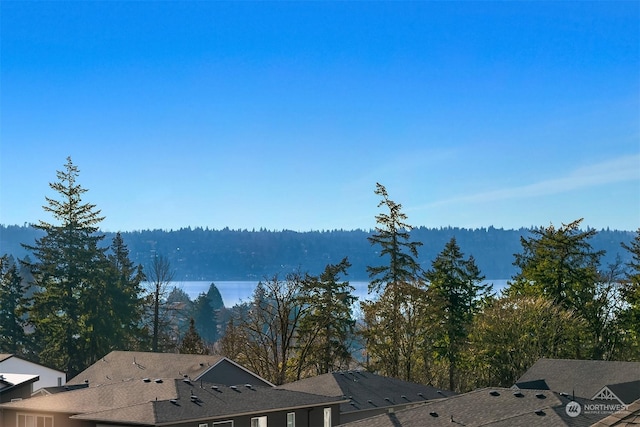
[565,401,581,418]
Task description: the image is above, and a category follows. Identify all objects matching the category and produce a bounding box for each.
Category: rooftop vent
[384,397,392,402]
[436,390,445,395]
[535,393,546,399]
[170,399,179,406]
[143,378,151,383]
[190,395,199,402]
[489,390,500,397]
[535,409,546,416]
[211,385,220,391]
[245,384,253,389]
[367,400,376,406]
[401,395,409,401]
[199,363,204,367]
[350,402,356,406]
[560,392,569,397]
[183,379,192,385]
[154,379,163,383]
[418,392,426,399]
[513,391,525,398]
[430,411,439,418]
[230,385,239,392]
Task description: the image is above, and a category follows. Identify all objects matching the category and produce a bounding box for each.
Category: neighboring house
[277,370,455,424]
[0,374,39,403]
[591,398,640,427]
[0,354,66,392]
[514,358,640,405]
[0,377,347,426]
[67,350,274,388]
[339,387,613,427]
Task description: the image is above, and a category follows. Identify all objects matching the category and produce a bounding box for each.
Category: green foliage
[178,318,209,355]
[467,295,588,388]
[192,291,219,344]
[363,183,425,380]
[367,182,423,294]
[0,255,28,355]
[22,157,108,376]
[506,218,638,360]
[296,257,356,377]
[424,237,490,391]
[20,158,148,375]
[619,229,640,358]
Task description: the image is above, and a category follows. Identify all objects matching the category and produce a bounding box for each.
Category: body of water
[167,280,509,308]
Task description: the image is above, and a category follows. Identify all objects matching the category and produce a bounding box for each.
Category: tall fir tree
[424,237,489,391]
[0,255,28,355]
[363,183,424,379]
[296,258,356,378]
[22,157,107,376]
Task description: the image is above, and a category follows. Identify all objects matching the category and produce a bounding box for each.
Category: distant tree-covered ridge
[0,224,634,281]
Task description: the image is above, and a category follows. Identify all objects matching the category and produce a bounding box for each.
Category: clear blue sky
[1,1,638,232]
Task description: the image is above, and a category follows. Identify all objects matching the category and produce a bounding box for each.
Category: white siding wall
[0,357,65,391]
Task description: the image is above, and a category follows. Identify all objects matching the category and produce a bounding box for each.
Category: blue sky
[1,1,638,232]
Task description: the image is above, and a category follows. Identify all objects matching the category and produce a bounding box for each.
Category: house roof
[71,380,347,425]
[0,377,178,413]
[67,351,228,386]
[0,373,40,393]
[277,370,455,413]
[1,377,345,425]
[515,359,640,401]
[591,398,640,427]
[341,387,612,427]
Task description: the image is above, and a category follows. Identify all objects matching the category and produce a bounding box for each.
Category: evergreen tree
[296,258,356,378]
[0,255,27,355]
[620,229,640,358]
[22,157,107,376]
[192,292,218,344]
[424,237,490,391]
[178,318,209,355]
[363,183,424,379]
[367,183,422,294]
[506,219,608,358]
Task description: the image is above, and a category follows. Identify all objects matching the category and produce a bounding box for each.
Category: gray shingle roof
[1,378,346,425]
[277,370,454,413]
[340,387,613,427]
[515,359,640,400]
[67,351,226,386]
[69,379,346,424]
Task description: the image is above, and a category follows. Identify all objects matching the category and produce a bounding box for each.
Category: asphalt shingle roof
[1,378,346,425]
[340,387,614,427]
[277,370,455,414]
[515,359,640,400]
[67,350,226,386]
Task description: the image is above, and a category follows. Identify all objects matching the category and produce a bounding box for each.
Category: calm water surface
[168,280,509,307]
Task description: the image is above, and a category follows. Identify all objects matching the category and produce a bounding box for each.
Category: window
[17,414,54,427]
[250,416,267,427]
[199,424,208,427]
[212,422,233,427]
[323,408,332,427]
[287,412,295,427]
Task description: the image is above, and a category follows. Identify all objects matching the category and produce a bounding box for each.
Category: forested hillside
[1,224,634,281]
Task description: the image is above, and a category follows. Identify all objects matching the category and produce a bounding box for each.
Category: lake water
[167,279,509,307]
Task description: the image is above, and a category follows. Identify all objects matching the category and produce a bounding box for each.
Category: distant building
[0,354,65,392]
[0,373,39,403]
